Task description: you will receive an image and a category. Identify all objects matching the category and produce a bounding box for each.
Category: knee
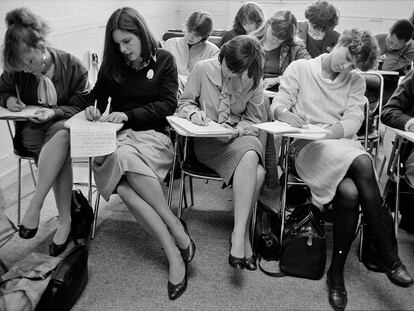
[55,129,70,145]
[335,178,359,208]
[241,150,259,165]
[351,154,375,180]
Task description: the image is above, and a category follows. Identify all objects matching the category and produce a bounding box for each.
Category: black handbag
[253,201,281,263]
[71,189,94,239]
[36,244,89,311]
[279,203,326,280]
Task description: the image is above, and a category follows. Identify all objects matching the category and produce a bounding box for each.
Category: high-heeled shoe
[244,255,257,271]
[19,224,38,239]
[380,261,414,288]
[49,233,73,257]
[178,219,196,263]
[327,272,347,311]
[167,262,188,300]
[228,237,245,270]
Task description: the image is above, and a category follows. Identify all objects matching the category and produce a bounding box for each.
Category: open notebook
[0,105,40,120]
[254,121,330,140]
[167,115,234,137]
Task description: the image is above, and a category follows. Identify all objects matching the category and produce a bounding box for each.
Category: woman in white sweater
[271,29,413,311]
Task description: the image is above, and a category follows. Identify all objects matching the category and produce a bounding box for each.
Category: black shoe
[361,248,385,273]
[167,263,188,300]
[327,273,347,311]
[228,237,245,269]
[244,255,257,271]
[49,234,73,257]
[178,219,196,263]
[19,224,38,239]
[381,262,414,288]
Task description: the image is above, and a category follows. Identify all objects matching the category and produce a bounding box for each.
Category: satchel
[71,189,94,239]
[36,244,89,311]
[279,203,326,280]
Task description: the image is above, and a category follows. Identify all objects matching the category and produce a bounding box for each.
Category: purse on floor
[279,203,326,280]
[35,244,89,311]
[71,189,94,239]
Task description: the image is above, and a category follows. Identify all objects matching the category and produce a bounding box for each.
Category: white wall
[0,0,413,188]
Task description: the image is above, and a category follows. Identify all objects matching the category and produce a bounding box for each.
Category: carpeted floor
[1,173,414,310]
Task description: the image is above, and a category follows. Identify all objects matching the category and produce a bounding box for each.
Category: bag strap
[257,256,286,277]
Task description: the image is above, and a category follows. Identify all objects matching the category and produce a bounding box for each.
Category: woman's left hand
[217,123,240,143]
[100,112,128,123]
[30,108,55,123]
[264,77,280,89]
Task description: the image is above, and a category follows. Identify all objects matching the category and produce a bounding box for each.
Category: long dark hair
[2,7,49,72]
[232,2,265,35]
[101,7,158,83]
[219,35,264,90]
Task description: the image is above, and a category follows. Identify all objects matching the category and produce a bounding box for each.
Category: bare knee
[240,150,259,165]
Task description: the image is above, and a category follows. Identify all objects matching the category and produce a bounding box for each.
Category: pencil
[15,84,22,108]
[93,99,97,122]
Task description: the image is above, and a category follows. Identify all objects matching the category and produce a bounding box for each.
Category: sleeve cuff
[404,118,414,131]
[52,108,64,120]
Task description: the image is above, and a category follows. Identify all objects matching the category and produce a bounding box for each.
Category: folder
[167,115,234,137]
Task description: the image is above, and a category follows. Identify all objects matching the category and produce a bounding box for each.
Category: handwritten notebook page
[0,106,40,120]
[65,111,123,157]
[167,115,234,137]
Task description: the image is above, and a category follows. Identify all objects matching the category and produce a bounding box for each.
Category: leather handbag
[36,244,89,311]
[279,203,326,280]
[253,201,281,268]
[71,189,94,239]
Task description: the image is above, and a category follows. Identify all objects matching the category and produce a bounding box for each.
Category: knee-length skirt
[194,135,263,185]
[293,138,370,206]
[93,129,174,201]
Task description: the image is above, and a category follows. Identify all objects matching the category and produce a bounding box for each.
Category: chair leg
[178,170,186,219]
[90,193,101,240]
[29,160,37,187]
[189,176,194,207]
[358,223,364,261]
[250,202,258,252]
[17,158,22,226]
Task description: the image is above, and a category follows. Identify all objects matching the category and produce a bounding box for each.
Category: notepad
[0,105,40,120]
[167,115,234,137]
[253,121,330,135]
[65,111,123,157]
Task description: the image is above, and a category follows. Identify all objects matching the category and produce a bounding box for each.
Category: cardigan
[271,55,365,137]
[0,47,89,120]
[376,33,414,73]
[297,21,340,58]
[381,70,414,130]
[178,57,264,135]
[90,49,178,132]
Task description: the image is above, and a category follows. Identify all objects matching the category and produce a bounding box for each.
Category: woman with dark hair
[178,35,266,271]
[271,29,413,311]
[251,10,310,92]
[297,0,340,58]
[219,2,265,47]
[163,11,219,90]
[85,7,194,300]
[0,7,88,256]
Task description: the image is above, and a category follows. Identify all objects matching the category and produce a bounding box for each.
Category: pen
[93,99,97,122]
[15,84,24,109]
[292,105,309,128]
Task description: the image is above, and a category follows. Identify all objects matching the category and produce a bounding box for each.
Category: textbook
[167,115,234,137]
[253,120,330,138]
[0,105,40,120]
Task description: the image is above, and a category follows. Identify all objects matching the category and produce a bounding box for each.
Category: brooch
[146,69,154,80]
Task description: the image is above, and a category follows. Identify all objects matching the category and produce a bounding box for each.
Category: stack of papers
[254,121,330,140]
[0,105,40,120]
[167,115,234,137]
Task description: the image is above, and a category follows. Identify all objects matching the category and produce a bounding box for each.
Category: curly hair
[305,1,339,32]
[2,7,49,71]
[186,11,213,40]
[337,29,377,71]
[232,2,265,35]
[219,35,264,90]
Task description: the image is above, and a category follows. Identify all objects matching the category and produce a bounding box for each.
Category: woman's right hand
[6,96,25,112]
[85,105,101,121]
[189,110,210,126]
[278,110,307,128]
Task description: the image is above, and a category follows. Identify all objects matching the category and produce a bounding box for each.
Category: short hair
[186,11,213,40]
[101,7,158,83]
[218,35,264,90]
[2,7,49,72]
[232,2,265,35]
[305,0,339,32]
[337,29,377,71]
[389,19,414,42]
[251,10,297,43]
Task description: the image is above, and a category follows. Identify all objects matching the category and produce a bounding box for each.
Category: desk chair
[6,121,37,225]
[161,29,224,47]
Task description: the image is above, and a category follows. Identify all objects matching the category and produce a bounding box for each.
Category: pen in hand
[93,99,97,122]
[15,84,25,110]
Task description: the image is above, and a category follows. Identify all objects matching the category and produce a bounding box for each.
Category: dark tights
[329,155,400,287]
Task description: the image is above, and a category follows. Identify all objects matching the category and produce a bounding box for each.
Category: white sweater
[270,55,366,137]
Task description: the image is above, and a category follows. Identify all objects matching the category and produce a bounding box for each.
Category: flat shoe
[327,274,347,311]
[244,256,257,271]
[382,262,414,288]
[49,234,73,257]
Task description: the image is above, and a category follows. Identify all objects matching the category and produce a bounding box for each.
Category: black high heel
[244,255,257,271]
[178,219,196,263]
[228,237,245,270]
[49,233,74,257]
[19,224,38,239]
[167,262,188,300]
